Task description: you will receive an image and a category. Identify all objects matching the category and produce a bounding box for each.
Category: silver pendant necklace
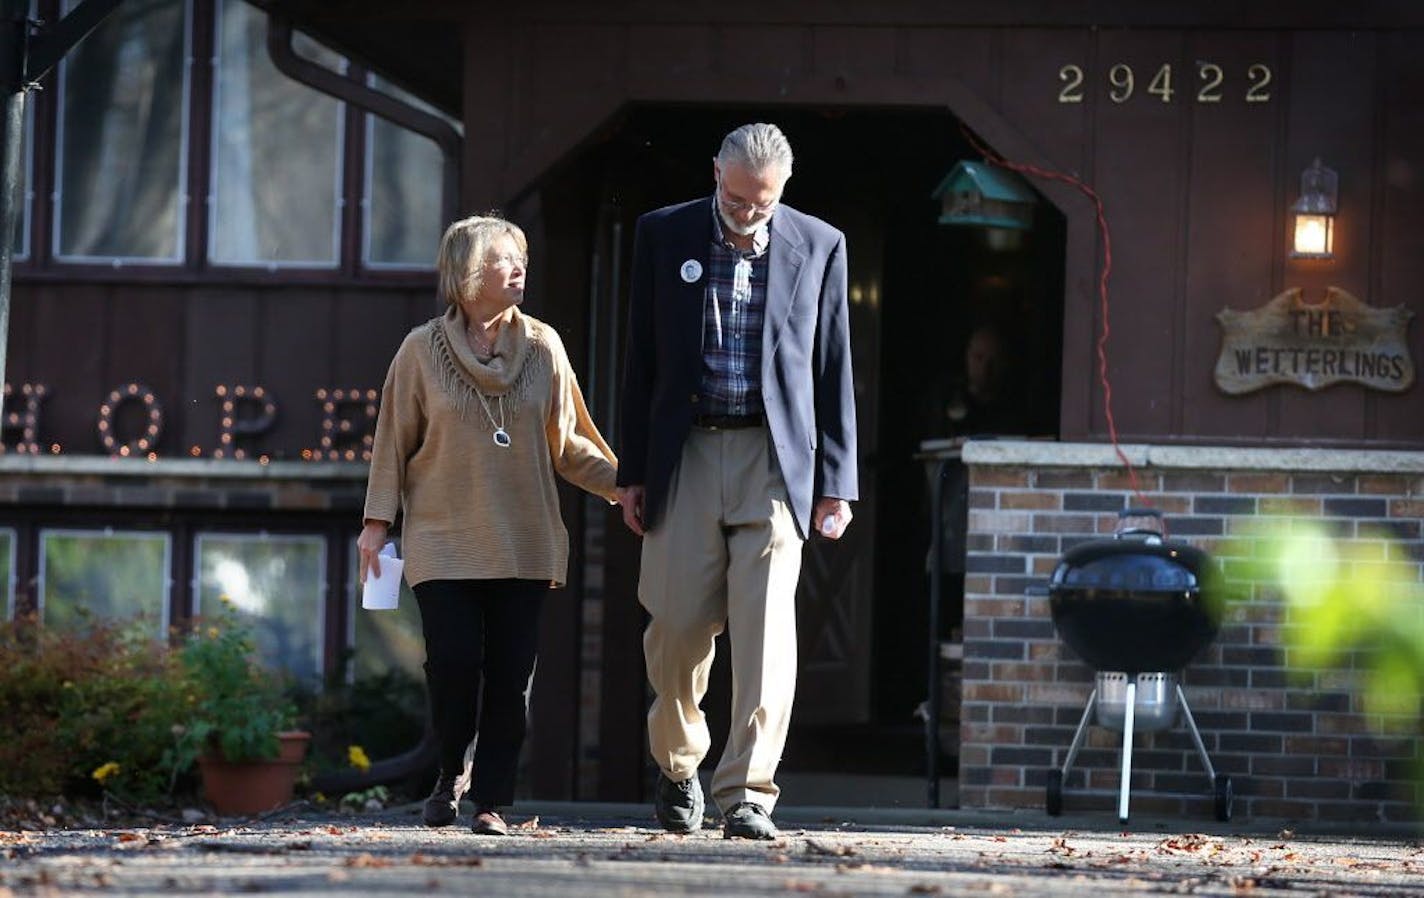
[474,390,510,448]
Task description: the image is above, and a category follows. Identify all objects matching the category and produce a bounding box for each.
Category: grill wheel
[1045,769,1063,816]
[1214,774,1234,822]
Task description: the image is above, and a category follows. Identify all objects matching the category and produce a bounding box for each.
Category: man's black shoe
[422,773,467,827]
[722,801,778,840]
[654,773,704,833]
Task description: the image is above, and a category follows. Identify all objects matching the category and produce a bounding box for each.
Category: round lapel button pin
[680,259,703,284]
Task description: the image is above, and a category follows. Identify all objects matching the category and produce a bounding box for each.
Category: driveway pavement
[2,801,1421,897]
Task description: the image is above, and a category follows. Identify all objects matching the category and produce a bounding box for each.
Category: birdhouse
[931,161,1036,230]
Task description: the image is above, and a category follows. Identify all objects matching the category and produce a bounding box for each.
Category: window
[53,0,190,263]
[14,102,32,260]
[346,536,423,680]
[20,0,446,276]
[208,0,344,267]
[363,76,454,269]
[37,529,172,636]
[194,532,326,681]
[0,528,14,618]
[10,2,34,259]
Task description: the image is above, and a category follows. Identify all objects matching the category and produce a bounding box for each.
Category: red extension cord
[959,124,1152,509]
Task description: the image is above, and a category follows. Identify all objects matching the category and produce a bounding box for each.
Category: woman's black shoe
[422,774,467,827]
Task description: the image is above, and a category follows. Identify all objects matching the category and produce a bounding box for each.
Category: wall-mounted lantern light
[1290,158,1338,259]
[932,161,1036,250]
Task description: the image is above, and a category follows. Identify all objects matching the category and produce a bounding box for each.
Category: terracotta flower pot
[197,731,311,816]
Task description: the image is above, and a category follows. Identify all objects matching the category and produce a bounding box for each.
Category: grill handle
[1114,506,1166,539]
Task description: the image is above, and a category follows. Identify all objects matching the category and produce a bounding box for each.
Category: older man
[616,123,858,840]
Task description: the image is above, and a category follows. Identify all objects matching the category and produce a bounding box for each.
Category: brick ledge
[960,440,1424,473]
[0,455,368,480]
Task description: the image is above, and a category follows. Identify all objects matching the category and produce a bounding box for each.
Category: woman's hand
[616,485,646,536]
[357,520,390,582]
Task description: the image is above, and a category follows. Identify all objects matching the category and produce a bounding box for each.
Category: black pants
[413,578,546,808]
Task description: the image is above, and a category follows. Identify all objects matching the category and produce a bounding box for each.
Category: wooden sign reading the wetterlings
[1214,287,1415,394]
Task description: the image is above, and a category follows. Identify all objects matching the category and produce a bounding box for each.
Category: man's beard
[716,199,772,237]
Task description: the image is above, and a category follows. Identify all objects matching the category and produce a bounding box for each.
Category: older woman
[358,215,616,836]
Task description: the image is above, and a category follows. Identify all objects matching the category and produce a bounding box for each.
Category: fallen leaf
[804,839,855,857]
[1049,837,1076,856]
[410,853,483,868]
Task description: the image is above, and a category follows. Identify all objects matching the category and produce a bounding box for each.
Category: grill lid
[1047,509,1222,674]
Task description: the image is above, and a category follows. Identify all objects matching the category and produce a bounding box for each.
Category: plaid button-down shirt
[699,207,770,416]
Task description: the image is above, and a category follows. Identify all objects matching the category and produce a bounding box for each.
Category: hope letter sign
[1214,287,1414,394]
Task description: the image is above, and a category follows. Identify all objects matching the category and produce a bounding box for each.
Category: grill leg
[1177,684,1217,782]
[1060,689,1097,777]
[1118,679,1136,825]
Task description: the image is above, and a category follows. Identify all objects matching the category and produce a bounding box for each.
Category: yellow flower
[206,627,219,639]
[347,745,371,773]
[91,762,121,784]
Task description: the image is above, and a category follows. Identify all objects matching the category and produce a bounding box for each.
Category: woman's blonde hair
[435,214,528,308]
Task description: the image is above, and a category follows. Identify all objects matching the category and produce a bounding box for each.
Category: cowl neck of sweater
[439,305,532,396]
[428,306,547,432]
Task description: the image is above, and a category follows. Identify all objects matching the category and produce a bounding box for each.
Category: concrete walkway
[2,801,1421,897]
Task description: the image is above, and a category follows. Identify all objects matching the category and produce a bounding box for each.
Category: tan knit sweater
[363,307,617,587]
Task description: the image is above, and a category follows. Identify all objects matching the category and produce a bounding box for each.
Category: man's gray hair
[717,123,794,176]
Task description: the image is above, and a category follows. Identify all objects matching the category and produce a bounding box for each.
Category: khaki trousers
[639,425,805,813]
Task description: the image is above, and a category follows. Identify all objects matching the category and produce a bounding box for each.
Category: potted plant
[167,599,309,816]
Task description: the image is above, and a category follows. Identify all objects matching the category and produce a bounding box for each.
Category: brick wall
[956,442,1424,824]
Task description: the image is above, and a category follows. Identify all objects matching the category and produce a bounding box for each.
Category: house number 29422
[1057,63,1272,104]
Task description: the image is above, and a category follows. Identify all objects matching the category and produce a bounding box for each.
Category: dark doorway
[531,105,1064,803]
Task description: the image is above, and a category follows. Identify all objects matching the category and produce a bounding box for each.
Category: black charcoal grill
[1044,508,1233,824]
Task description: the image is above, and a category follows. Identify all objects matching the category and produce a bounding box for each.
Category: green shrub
[295,661,426,777]
[0,616,189,804]
[0,605,424,806]
[165,599,299,774]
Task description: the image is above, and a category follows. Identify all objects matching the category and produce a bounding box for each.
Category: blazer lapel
[670,200,714,380]
[764,210,807,358]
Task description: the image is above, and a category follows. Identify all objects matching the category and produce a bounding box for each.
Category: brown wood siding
[29,289,104,454]
[108,287,186,453]
[183,289,261,454]
[1275,31,1378,441]
[1179,31,1282,442]
[1086,29,1188,439]
[7,283,432,460]
[460,18,1423,448]
[1378,31,1424,443]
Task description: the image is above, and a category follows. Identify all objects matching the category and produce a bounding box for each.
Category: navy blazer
[617,197,858,539]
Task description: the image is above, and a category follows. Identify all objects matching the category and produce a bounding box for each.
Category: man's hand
[356,519,390,582]
[616,485,646,536]
[812,497,852,540]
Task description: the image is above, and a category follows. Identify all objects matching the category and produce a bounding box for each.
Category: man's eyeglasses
[717,180,778,216]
